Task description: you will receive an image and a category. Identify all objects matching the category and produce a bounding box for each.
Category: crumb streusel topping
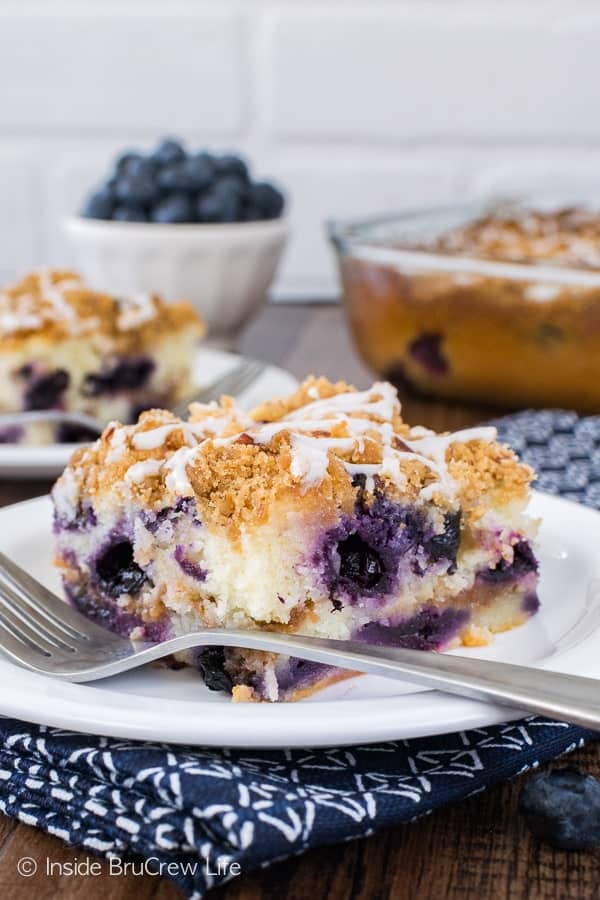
[433,208,600,269]
[59,377,533,534]
[0,269,203,349]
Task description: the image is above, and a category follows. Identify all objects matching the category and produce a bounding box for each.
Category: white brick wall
[2,1,600,298]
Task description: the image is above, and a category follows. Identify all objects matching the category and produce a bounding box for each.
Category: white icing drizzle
[115,382,498,500]
[399,427,497,499]
[106,425,128,463]
[125,458,163,484]
[0,303,43,334]
[117,293,157,331]
[164,446,200,494]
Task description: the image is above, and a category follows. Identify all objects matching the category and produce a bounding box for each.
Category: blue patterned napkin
[1,409,599,898]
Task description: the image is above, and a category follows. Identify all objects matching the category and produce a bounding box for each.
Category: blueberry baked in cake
[52,378,539,702]
[0,269,204,444]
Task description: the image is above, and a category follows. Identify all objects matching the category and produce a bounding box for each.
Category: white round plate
[0,348,299,479]
[0,491,599,748]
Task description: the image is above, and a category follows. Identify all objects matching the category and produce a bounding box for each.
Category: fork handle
[117,631,600,728]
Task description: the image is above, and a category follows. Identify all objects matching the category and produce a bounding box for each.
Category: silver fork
[0,358,267,440]
[1,550,600,728]
[170,357,266,418]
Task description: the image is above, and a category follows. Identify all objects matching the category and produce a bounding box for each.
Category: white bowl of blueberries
[64,138,288,346]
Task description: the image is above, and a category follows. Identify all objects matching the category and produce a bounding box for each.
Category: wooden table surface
[1,303,598,900]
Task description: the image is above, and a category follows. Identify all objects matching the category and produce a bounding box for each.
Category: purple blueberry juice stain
[142,496,200,533]
[64,580,170,642]
[53,502,97,533]
[355,605,470,651]
[174,544,206,581]
[408,333,449,375]
[478,540,538,584]
[315,490,462,608]
[274,658,340,696]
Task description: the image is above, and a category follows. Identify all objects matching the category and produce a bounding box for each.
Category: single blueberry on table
[196,647,233,693]
[151,193,195,224]
[519,768,600,850]
[95,541,147,598]
[81,189,114,220]
[112,205,148,222]
[24,369,70,411]
[151,138,186,166]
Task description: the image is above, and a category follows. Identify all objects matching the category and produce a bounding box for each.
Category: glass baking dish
[329,201,600,412]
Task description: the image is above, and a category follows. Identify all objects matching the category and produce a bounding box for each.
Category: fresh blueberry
[519,768,600,850]
[241,202,263,222]
[112,205,148,222]
[196,647,233,693]
[337,534,384,591]
[151,138,186,166]
[213,174,247,198]
[81,188,114,220]
[95,541,147,598]
[190,152,217,185]
[214,154,249,181]
[24,370,70,411]
[246,181,285,219]
[196,185,241,223]
[157,157,214,193]
[151,193,194,224]
[122,156,158,180]
[114,174,159,206]
[114,151,143,175]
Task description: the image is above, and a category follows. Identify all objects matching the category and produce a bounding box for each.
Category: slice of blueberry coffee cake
[52,378,539,701]
[0,269,204,444]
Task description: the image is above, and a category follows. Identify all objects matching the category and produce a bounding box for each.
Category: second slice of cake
[0,269,204,443]
[52,378,539,701]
